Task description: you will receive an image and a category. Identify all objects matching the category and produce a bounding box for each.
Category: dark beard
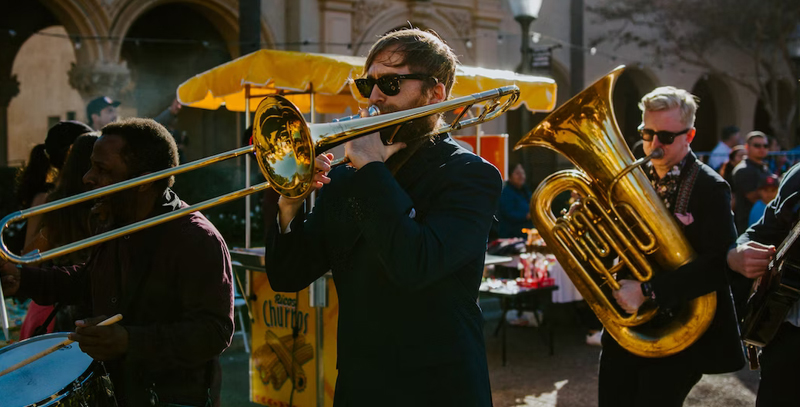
[374,92,438,145]
[378,114,438,145]
[382,115,440,174]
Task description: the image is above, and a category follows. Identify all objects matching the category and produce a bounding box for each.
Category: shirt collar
[646,150,695,182]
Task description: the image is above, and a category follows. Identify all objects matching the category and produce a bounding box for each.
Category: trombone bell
[252,97,314,199]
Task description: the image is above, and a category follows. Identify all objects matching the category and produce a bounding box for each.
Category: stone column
[240,0,262,56]
[0,75,20,166]
[67,60,132,105]
[474,6,505,136]
[320,0,354,56]
[285,0,321,53]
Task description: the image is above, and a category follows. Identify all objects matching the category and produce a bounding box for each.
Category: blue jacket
[497,182,533,238]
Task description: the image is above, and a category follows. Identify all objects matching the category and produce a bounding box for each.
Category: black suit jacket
[734,163,800,319]
[604,152,746,374]
[263,135,502,406]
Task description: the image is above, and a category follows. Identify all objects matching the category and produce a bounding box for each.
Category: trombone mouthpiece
[649,148,664,159]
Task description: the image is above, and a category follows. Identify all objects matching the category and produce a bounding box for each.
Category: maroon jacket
[18,189,234,406]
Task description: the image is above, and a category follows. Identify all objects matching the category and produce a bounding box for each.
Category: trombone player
[600,87,746,406]
[262,28,501,406]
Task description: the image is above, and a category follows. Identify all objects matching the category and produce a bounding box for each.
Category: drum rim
[1,332,100,407]
[0,332,72,354]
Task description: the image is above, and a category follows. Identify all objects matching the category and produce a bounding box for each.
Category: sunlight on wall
[8,26,86,166]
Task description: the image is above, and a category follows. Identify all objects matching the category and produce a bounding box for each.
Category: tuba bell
[515,66,715,358]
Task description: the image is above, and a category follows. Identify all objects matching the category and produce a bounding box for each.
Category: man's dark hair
[101,118,179,192]
[364,28,459,98]
[721,125,739,142]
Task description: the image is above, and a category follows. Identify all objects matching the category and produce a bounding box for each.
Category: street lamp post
[788,23,800,146]
[509,0,542,75]
[507,0,543,184]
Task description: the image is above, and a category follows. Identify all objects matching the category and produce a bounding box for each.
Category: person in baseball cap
[748,173,780,228]
[86,96,121,131]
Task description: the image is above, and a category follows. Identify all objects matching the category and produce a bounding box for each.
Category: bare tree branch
[588,0,800,147]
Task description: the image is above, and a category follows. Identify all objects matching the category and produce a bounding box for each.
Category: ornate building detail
[441,8,474,41]
[352,0,394,42]
[67,60,132,100]
[100,0,118,19]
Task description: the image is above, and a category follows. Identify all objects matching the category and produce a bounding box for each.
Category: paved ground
[484,303,760,407]
[220,301,761,406]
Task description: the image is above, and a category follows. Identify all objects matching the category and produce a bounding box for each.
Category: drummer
[1,118,234,407]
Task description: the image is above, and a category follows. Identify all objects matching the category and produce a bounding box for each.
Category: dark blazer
[734,163,800,314]
[737,163,800,255]
[264,135,501,406]
[603,152,747,374]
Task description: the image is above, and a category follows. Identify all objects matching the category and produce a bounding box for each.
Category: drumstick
[0,314,122,378]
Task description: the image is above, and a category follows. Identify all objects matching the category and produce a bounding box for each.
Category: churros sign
[254,294,314,392]
[251,274,338,407]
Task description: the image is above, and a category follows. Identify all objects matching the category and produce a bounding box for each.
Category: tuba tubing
[515,66,715,358]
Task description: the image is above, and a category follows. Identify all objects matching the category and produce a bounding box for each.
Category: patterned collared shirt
[646,156,689,211]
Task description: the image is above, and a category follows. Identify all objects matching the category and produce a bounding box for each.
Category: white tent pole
[244,85,252,305]
[475,106,482,157]
[245,85,251,250]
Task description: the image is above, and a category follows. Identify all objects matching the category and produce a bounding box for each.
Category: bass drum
[0,332,117,407]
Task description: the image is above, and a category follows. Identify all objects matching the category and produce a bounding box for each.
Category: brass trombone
[0,85,520,265]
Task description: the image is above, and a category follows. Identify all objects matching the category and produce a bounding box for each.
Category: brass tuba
[515,66,715,358]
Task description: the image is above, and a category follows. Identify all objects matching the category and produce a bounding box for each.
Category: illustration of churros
[254,331,314,391]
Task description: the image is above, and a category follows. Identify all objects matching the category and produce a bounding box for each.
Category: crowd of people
[707,129,787,233]
[2,24,800,407]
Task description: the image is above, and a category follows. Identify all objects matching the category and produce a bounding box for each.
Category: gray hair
[639,86,699,128]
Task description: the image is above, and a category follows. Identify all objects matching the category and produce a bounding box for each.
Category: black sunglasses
[354,74,437,98]
[638,125,691,145]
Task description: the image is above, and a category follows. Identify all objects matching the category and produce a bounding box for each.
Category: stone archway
[7,26,87,165]
[120,2,237,162]
[352,3,472,63]
[690,74,738,152]
[110,0,240,61]
[754,78,794,147]
[612,67,658,149]
[0,1,77,166]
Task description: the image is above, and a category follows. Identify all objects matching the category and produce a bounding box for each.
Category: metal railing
[696,151,800,176]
